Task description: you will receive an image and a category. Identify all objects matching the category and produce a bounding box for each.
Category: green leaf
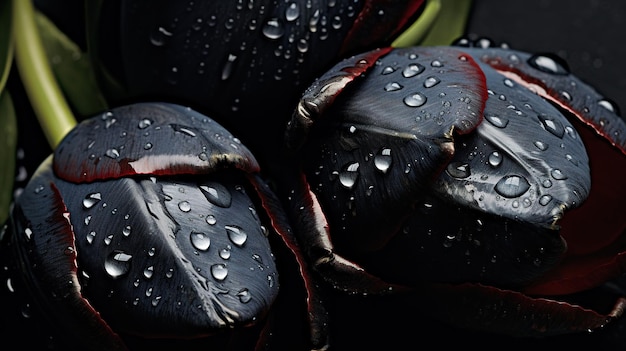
[0,0,13,92]
[13,0,76,149]
[0,90,17,225]
[392,0,473,48]
[36,10,108,118]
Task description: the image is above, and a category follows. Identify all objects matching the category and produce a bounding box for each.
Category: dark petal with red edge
[433,50,591,230]
[95,1,425,155]
[54,103,259,183]
[45,166,279,338]
[292,46,487,254]
[461,47,626,296]
[9,157,127,351]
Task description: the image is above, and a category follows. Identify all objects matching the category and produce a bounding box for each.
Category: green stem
[12,0,76,149]
[392,0,442,47]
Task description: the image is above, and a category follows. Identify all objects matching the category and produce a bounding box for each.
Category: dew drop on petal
[211,264,228,281]
[339,162,359,189]
[404,93,427,107]
[374,148,392,173]
[226,225,247,247]
[190,231,211,251]
[494,175,530,198]
[83,193,102,209]
[105,251,133,279]
[446,162,470,178]
[237,288,251,303]
[199,182,232,207]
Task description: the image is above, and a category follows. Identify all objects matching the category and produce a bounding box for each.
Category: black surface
[465,0,626,115]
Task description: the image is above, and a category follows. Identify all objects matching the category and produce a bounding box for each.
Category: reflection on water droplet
[200,182,232,207]
[226,225,247,246]
[285,2,300,21]
[144,266,154,279]
[423,76,440,88]
[206,214,217,225]
[105,251,133,279]
[534,141,548,151]
[105,148,120,159]
[87,231,96,244]
[551,169,568,180]
[262,18,284,39]
[488,151,502,167]
[494,175,530,198]
[485,114,509,128]
[211,264,228,281]
[402,63,424,78]
[221,54,238,80]
[527,54,569,75]
[237,288,251,303]
[538,114,565,138]
[178,201,191,212]
[122,225,131,237]
[339,162,359,189]
[374,148,392,173]
[446,162,470,178]
[384,82,403,92]
[83,193,102,209]
[190,231,211,251]
[539,194,553,206]
[404,93,427,107]
[220,246,231,259]
[138,118,152,129]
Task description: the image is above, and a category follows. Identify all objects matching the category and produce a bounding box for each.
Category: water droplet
[494,175,530,198]
[402,63,424,78]
[539,194,553,206]
[105,148,120,159]
[404,93,427,107]
[83,193,102,209]
[374,148,392,173]
[105,251,133,279]
[262,18,284,39]
[170,124,197,137]
[150,26,172,47]
[485,114,509,128]
[190,231,211,251]
[551,169,568,180]
[423,76,441,88]
[206,214,217,225]
[221,54,238,80]
[339,162,360,189]
[384,82,403,92]
[381,66,395,75]
[538,114,565,138]
[143,266,154,279]
[446,162,470,178]
[226,225,247,247]
[178,201,191,212]
[528,54,569,75]
[200,182,232,207]
[431,60,443,67]
[220,246,231,259]
[534,141,549,151]
[237,288,251,303]
[598,99,618,114]
[488,151,502,167]
[138,118,152,129]
[122,225,131,237]
[211,264,228,281]
[285,2,300,21]
[86,231,96,244]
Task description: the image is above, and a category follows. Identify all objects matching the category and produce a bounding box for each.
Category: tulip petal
[54,103,259,183]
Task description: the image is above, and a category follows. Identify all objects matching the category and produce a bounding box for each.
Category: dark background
[466,0,626,115]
